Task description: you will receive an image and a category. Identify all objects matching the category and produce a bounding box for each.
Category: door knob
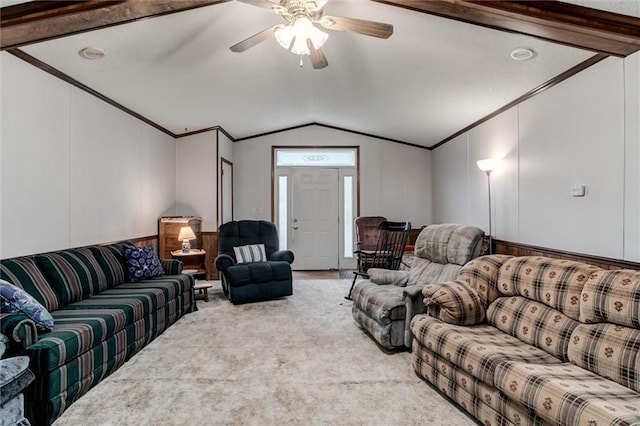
[292,218,298,230]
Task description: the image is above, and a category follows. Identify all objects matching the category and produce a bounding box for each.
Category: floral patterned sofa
[411,255,640,426]
[0,242,195,425]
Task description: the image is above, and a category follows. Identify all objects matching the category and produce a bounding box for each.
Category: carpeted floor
[53,279,476,426]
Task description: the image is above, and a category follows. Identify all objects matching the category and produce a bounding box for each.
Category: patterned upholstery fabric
[89,245,128,287]
[411,255,640,426]
[36,249,109,305]
[123,245,165,282]
[1,257,61,312]
[414,224,484,266]
[1,279,55,331]
[407,257,462,287]
[0,244,195,426]
[413,341,546,426]
[568,323,640,393]
[0,313,38,352]
[487,297,579,361]
[494,361,640,426]
[422,280,487,325]
[159,259,183,276]
[579,269,640,328]
[351,223,485,349]
[351,284,406,349]
[367,268,409,286]
[457,255,512,308]
[497,257,598,321]
[410,315,562,387]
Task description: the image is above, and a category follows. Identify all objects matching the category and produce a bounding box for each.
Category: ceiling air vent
[78,47,106,60]
[510,48,535,61]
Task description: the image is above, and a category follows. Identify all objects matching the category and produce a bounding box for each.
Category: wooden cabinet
[158,216,202,260]
[170,249,206,280]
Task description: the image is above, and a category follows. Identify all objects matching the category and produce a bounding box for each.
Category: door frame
[220,157,233,224]
[271,146,360,269]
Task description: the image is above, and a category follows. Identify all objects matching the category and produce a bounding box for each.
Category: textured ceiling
[16,0,612,147]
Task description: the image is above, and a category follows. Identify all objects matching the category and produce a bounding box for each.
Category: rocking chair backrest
[354,216,387,251]
[370,221,412,271]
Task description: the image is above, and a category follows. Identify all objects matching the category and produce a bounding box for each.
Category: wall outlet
[572,185,586,197]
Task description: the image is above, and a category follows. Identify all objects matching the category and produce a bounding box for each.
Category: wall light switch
[572,185,586,197]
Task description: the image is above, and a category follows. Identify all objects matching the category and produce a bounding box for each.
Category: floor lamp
[477,159,499,255]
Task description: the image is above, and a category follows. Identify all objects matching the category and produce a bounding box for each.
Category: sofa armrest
[269,250,294,264]
[215,254,236,272]
[0,314,37,354]
[422,280,486,325]
[160,259,183,275]
[368,269,409,286]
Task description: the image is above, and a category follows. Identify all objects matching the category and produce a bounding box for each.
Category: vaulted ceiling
[2,0,639,148]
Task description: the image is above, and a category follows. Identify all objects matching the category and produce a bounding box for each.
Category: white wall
[624,52,640,261]
[175,131,217,232]
[232,125,432,228]
[432,54,640,262]
[1,52,177,258]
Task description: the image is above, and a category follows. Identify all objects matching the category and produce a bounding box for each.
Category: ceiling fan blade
[307,39,328,69]
[236,0,284,13]
[229,24,282,52]
[319,15,393,39]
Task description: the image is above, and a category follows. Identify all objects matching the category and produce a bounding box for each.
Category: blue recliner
[215,220,294,304]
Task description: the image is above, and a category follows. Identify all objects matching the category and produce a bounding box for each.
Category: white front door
[290,168,339,270]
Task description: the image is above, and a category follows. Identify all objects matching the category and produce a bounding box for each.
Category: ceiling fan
[229,0,393,69]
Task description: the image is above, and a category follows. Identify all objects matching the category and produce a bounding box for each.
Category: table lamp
[178,226,196,253]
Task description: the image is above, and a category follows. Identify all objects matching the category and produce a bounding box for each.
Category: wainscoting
[493,239,640,271]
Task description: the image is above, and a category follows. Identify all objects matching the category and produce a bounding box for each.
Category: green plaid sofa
[411,255,640,426]
[0,242,196,426]
[351,223,485,349]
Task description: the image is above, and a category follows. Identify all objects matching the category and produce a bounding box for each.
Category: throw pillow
[234,244,267,263]
[0,279,55,331]
[123,245,165,282]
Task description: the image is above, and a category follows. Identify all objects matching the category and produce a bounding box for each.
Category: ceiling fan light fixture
[275,17,328,56]
[275,24,295,49]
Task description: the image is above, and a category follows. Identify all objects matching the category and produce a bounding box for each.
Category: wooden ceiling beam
[2,0,638,55]
[374,0,640,57]
[0,0,231,50]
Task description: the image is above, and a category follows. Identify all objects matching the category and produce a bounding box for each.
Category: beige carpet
[53,279,476,426]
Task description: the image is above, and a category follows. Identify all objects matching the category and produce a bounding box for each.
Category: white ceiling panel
[20,0,600,146]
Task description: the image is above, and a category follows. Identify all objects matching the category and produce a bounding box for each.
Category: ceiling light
[274,17,328,56]
[510,48,535,61]
[78,47,106,60]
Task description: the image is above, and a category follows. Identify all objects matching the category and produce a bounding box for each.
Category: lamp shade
[177,226,196,242]
[476,158,500,172]
[274,17,328,56]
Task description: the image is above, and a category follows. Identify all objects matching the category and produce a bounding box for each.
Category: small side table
[171,249,207,280]
[193,282,213,302]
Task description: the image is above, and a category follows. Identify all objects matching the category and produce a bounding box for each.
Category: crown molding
[231,122,431,150]
[431,52,609,149]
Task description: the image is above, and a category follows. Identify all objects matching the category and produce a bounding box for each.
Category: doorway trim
[220,157,233,224]
[270,145,360,221]
[271,146,360,269]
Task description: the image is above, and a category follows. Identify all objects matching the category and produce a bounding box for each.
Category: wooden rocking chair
[345,220,411,300]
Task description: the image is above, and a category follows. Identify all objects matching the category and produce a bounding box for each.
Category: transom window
[276,148,356,167]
